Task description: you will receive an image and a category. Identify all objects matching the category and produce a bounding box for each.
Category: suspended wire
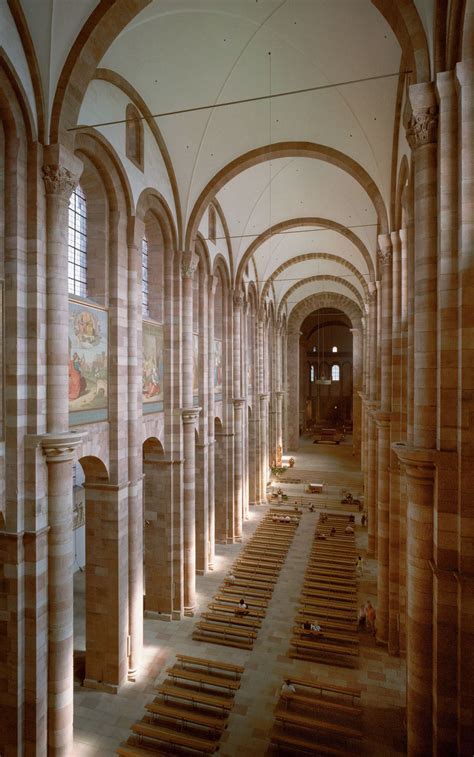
[68,70,410,131]
[197,222,378,243]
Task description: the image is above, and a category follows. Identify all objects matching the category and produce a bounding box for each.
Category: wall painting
[214,339,222,400]
[143,321,164,414]
[69,300,108,426]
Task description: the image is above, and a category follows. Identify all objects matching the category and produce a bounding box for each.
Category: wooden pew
[305,569,356,584]
[290,636,360,658]
[293,625,359,646]
[280,690,362,718]
[219,584,271,600]
[208,602,265,619]
[155,684,234,710]
[299,604,357,623]
[201,612,261,629]
[274,709,361,740]
[131,721,218,753]
[270,733,353,757]
[287,675,361,705]
[303,580,356,596]
[230,570,277,584]
[175,655,244,677]
[233,561,281,576]
[302,586,357,601]
[295,614,356,633]
[165,665,241,691]
[145,701,227,731]
[214,593,268,609]
[235,552,283,563]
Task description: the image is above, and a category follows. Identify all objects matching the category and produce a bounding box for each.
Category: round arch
[186,142,389,252]
[371,0,430,83]
[261,252,369,305]
[278,275,364,320]
[288,292,363,333]
[50,0,150,145]
[236,217,375,287]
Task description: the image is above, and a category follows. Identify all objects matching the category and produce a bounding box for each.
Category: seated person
[284,515,291,523]
[302,620,323,636]
[316,530,327,540]
[235,599,249,615]
[320,512,328,522]
[349,514,355,523]
[225,572,236,584]
[281,679,296,694]
[330,527,337,537]
[345,524,355,534]
[309,503,315,512]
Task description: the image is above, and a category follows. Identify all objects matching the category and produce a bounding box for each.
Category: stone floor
[73,437,406,756]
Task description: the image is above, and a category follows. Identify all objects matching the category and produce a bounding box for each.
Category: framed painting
[143,321,164,414]
[214,339,222,399]
[69,300,108,425]
[193,333,199,397]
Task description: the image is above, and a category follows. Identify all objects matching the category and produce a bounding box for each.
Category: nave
[73,439,405,756]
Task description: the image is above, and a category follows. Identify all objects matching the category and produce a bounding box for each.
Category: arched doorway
[73,455,129,691]
[143,437,171,616]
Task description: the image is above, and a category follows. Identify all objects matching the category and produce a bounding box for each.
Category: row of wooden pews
[116,655,243,755]
[290,513,359,667]
[269,676,362,755]
[192,508,301,649]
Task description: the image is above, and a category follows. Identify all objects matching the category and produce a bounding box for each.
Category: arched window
[332,345,338,353]
[208,204,216,244]
[126,103,144,171]
[310,364,315,383]
[331,364,340,381]
[142,236,149,317]
[68,184,87,298]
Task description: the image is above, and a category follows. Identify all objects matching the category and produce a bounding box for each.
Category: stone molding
[392,442,457,473]
[181,407,201,423]
[232,398,246,408]
[406,107,438,149]
[181,251,199,279]
[39,431,87,463]
[374,411,391,428]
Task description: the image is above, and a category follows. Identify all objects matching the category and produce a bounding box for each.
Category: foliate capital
[367,289,377,305]
[42,165,77,201]
[406,106,438,149]
[233,290,244,308]
[181,251,199,279]
[209,274,219,296]
[377,234,392,267]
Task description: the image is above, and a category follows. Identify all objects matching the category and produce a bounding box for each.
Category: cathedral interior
[0,1,473,755]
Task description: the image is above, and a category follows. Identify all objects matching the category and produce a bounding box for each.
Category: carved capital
[181,251,199,279]
[377,234,392,267]
[181,407,201,423]
[232,398,246,409]
[40,431,87,463]
[208,274,219,296]
[233,290,244,308]
[42,165,77,201]
[367,287,377,305]
[406,106,438,149]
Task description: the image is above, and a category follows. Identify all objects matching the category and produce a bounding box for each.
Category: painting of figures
[69,301,108,425]
[193,333,199,396]
[143,322,164,413]
[214,339,222,396]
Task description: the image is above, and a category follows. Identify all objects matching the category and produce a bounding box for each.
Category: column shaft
[376,235,393,644]
[181,253,199,614]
